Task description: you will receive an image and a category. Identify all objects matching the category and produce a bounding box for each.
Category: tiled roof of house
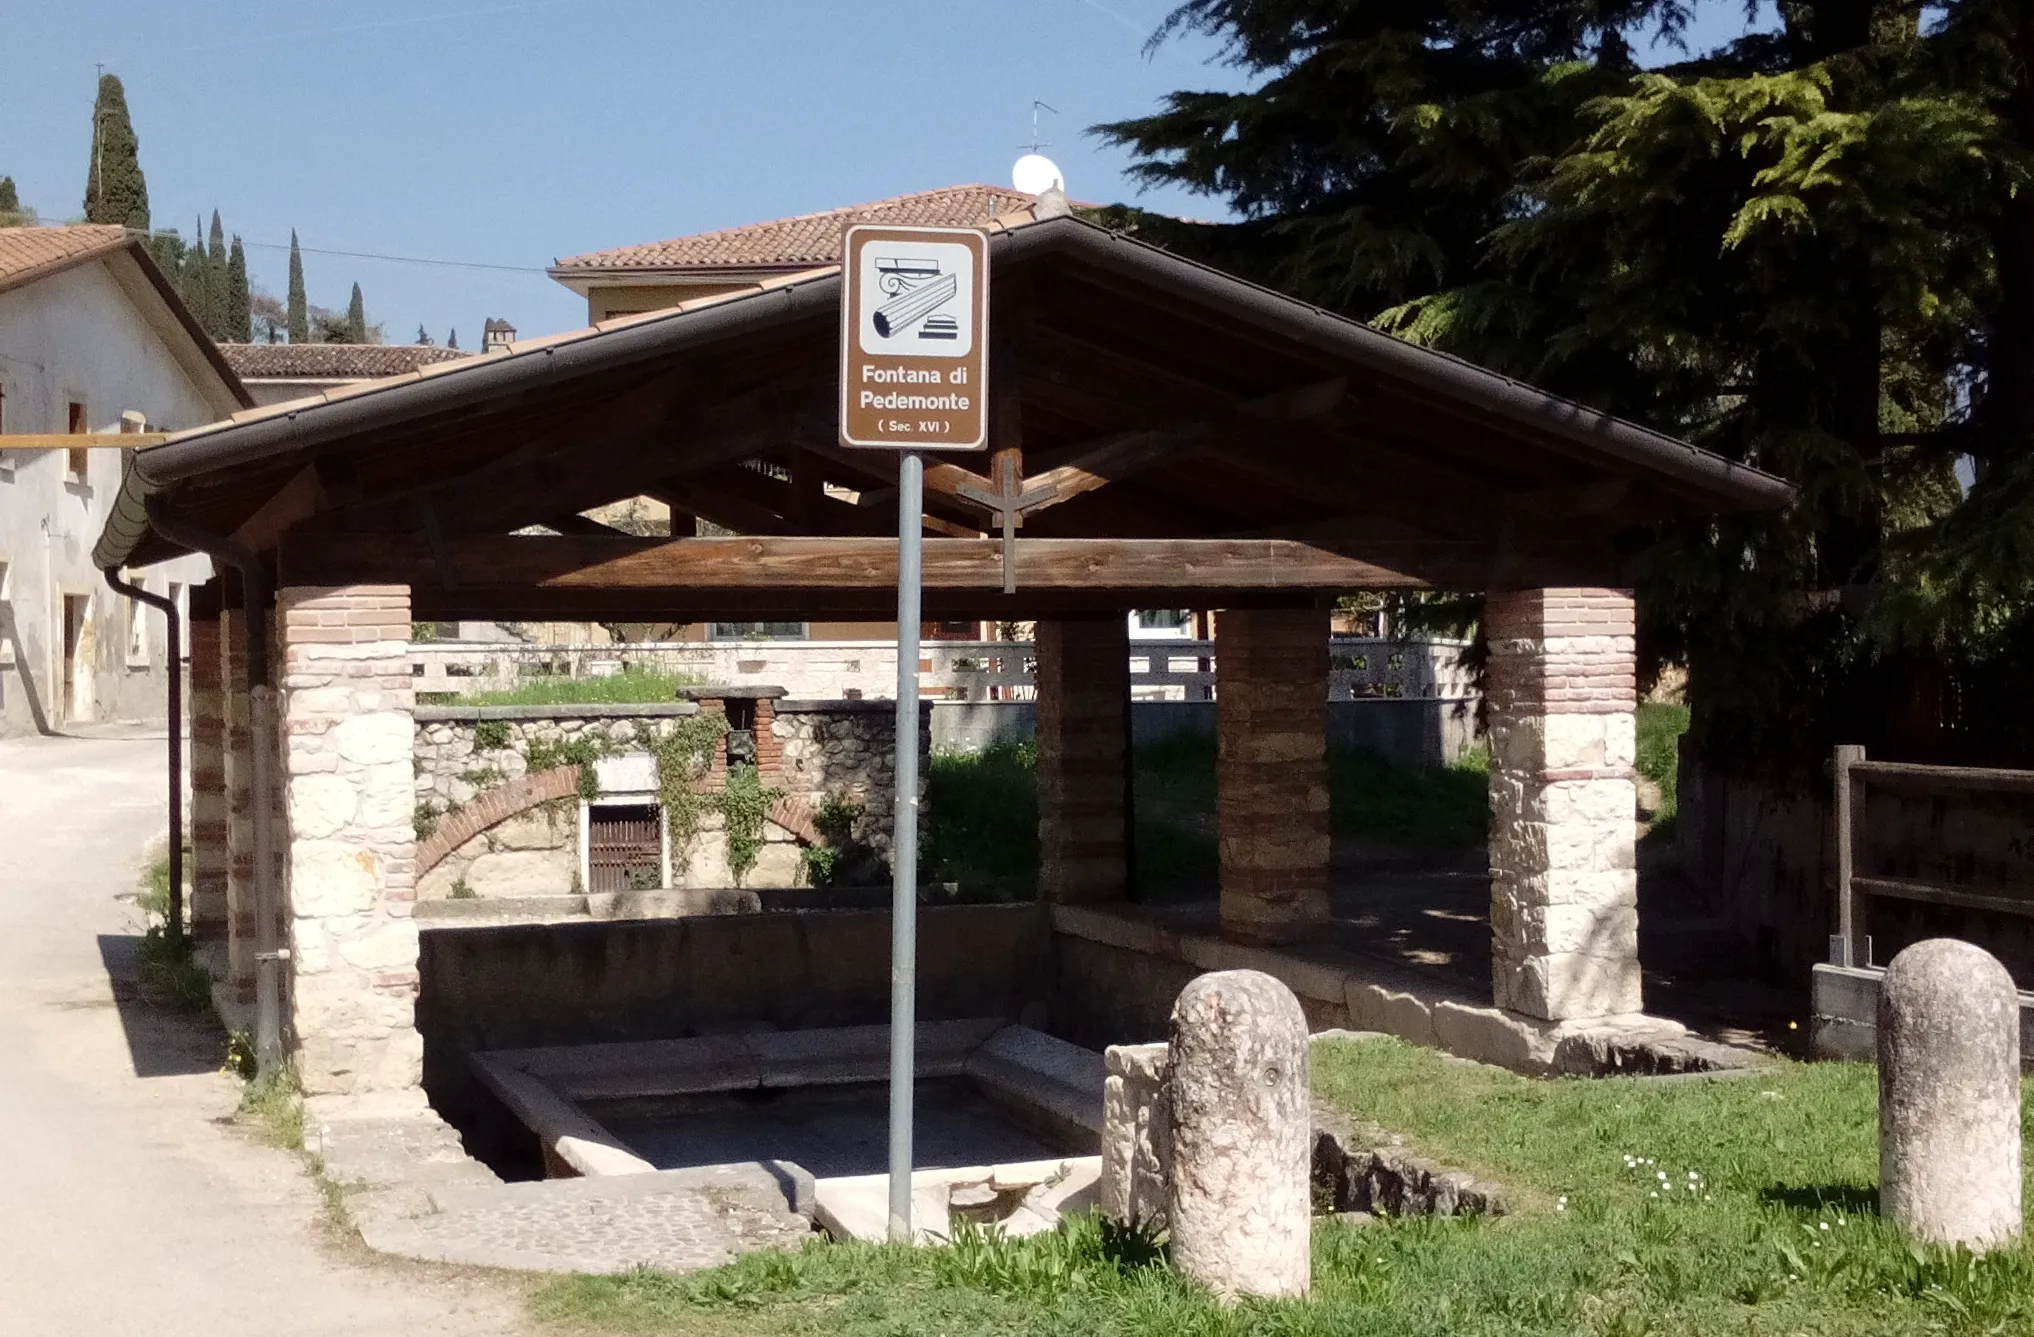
[552,185,1047,274]
[219,342,477,380]
[0,224,133,294]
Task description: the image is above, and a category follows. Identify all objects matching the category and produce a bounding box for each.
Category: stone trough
[470,1020,1106,1243]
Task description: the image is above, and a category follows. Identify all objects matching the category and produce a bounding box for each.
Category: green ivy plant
[718,762,784,886]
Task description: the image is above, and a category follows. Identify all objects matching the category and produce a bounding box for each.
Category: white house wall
[0,257,222,737]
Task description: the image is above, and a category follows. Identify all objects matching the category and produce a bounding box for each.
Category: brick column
[1485,587,1641,1021]
[1215,607,1331,944]
[220,604,258,1002]
[1035,617,1129,903]
[187,586,228,948]
[278,585,421,1095]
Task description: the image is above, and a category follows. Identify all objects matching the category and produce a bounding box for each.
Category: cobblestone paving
[361,1166,813,1275]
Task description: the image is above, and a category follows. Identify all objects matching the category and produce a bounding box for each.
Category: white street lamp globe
[1013,153,1065,196]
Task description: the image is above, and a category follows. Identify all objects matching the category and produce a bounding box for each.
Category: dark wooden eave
[97,215,1792,612]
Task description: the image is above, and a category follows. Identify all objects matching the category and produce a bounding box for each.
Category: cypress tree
[447,329,458,350]
[286,231,308,343]
[180,214,218,337]
[416,324,434,346]
[207,211,225,265]
[225,236,251,343]
[0,176,20,225]
[82,73,150,230]
[344,283,366,343]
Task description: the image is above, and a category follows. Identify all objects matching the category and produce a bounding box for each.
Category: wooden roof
[98,216,1790,619]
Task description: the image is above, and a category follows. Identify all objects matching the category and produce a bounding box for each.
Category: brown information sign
[839,224,988,450]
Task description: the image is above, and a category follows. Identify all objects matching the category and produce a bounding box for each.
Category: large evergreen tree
[225,235,251,343]
[82,73,149,230]
[344,283,367,343]
[181,213,220,338]
[0,176,24,225]
[1105,0,2034,770]
[286,231,308,343]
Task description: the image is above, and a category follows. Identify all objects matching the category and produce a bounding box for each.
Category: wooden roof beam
[278,533,1443,593]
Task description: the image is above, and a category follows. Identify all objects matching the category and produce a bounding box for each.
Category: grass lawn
[532,1038,2034,1336]
[434,667,698,708]
[1636,701,1690,827]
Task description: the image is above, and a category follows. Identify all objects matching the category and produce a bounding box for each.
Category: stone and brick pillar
[277,585,422,1095]
[1485,587,1641,1021]
[187,585,228,950]
[220,602,258,1002]
[1215,607,1330,944]
[1034,616,1130,904]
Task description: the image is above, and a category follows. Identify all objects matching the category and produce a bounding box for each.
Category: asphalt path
[0,731,542,1337]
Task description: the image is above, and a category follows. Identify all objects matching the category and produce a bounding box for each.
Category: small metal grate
[587,803,662,893]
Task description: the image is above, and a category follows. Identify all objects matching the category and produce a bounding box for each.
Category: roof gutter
[991,219,1797,511]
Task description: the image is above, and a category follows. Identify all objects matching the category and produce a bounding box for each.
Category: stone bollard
[1167,969,1311,1301]
[1878,939,2023,1252]
[1101,1042,1171,1226]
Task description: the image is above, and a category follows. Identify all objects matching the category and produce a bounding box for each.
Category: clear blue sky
[3,1,1761,345]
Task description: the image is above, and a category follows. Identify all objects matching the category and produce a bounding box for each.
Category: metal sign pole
[887,449,924,1243]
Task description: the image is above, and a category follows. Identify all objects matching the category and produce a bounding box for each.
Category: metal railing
[1830,743,2034,968]
[411,636,1476,705]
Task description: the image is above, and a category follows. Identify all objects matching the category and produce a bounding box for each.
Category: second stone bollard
[1167,969,1311,1300]
[1878,938,2024,1252]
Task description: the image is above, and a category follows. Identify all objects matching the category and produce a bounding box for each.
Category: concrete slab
[362,1164,811,1274]
[814,1172,955,1244]
[966,1024,1107,1144]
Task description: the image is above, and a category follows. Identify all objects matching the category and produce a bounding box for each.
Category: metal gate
[587,803,663,892]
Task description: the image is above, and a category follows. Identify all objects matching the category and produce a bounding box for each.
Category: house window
[584,803,666,892]
[709,622,807,641]
[1130,609,1193,639]
[66,402,89,482]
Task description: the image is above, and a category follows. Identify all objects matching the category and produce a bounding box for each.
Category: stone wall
[1484,588,1640,1021]
[409,699,929,899]
[278,585,421,1096]
[773,699,932,859]
[419,902,1050,1131]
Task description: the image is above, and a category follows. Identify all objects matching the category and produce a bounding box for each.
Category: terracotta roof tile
[218,342,476,380]
[0,224,133,291]
[552,185,1045,274]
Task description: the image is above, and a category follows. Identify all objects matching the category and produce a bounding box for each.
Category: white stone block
[466,848,576,896]
[331,712,413,767]
[337,919,421,973]
[288,774,358,841]
[1168,970,1311,1301]
[1496,951,1642,1020]
[290,841,382,917]
[1879,939,2023,1251]
[354,762,416,832]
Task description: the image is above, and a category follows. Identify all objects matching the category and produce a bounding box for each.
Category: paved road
[0,732,543,1337]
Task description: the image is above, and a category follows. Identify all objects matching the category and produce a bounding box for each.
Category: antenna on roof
[1013,99,1066,198]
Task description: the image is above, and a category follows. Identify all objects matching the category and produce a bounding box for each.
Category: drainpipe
[142,503,284,1085]
[101,567,183,949]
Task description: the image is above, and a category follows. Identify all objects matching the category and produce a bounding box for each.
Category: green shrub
[449,667,698,708]
[473,719,511,750]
